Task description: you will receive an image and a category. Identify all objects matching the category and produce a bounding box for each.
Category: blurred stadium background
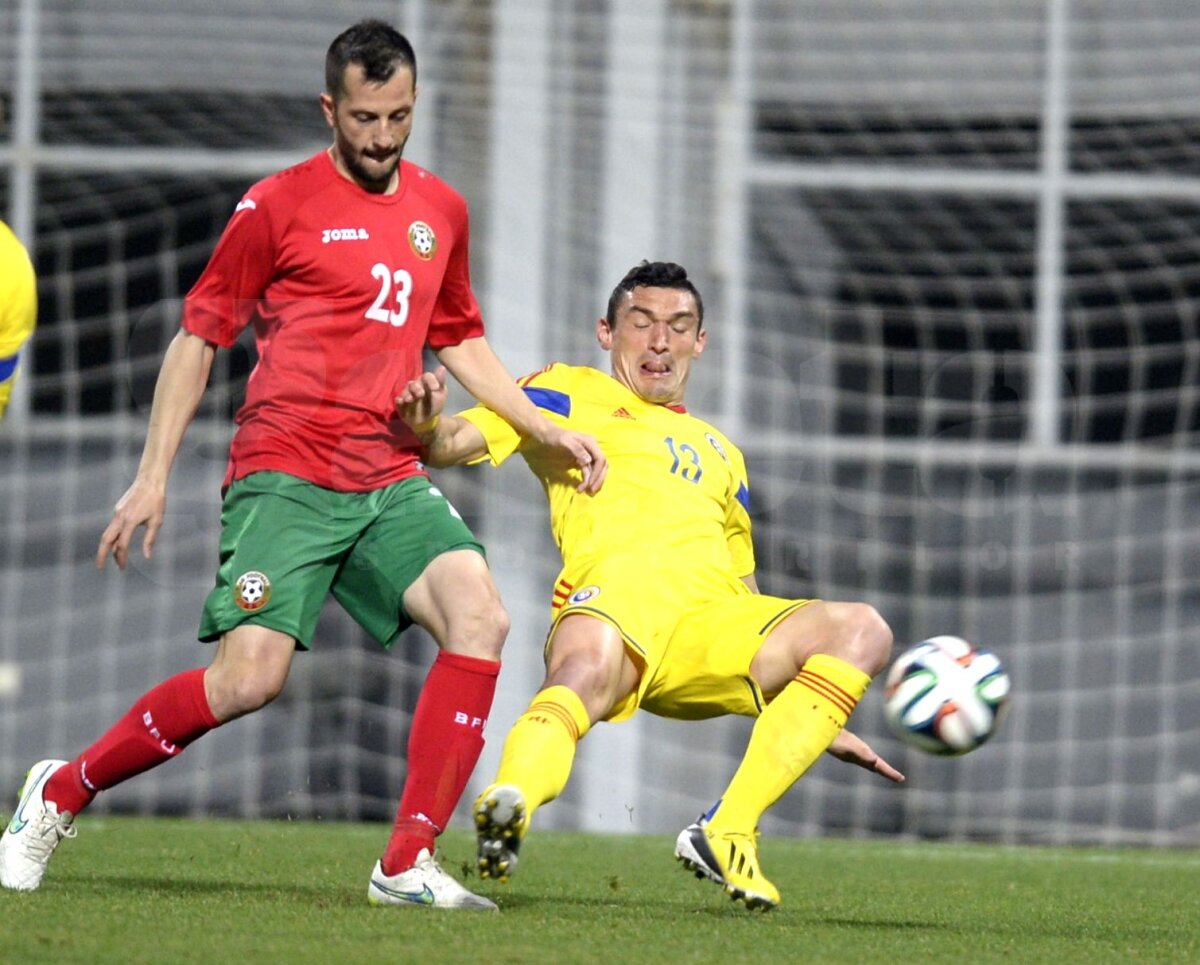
[1,0,1197,847]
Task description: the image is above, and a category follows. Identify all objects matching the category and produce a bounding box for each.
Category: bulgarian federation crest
[408,221,437,261]
[234,570,271,611]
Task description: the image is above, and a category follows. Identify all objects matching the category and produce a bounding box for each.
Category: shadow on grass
[814,915,949,932]
[50,872,342,904]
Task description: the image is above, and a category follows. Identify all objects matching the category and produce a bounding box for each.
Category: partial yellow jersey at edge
[0,221,38,422]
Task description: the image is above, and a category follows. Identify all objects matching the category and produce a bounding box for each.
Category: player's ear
[692,327,708,357]
[596,316,613,350]
[319,92,336,128]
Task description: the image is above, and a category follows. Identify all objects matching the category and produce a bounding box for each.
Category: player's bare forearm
[136,330,216,483]
[395,366,489,466]
[434,336,607,492]
[97,328,215,570]
[434,337,554,438]
[420,415,488,467]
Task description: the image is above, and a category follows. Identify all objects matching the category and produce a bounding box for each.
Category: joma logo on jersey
[322,227,371,243]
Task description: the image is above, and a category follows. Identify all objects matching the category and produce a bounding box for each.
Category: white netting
[2,1,1198,847]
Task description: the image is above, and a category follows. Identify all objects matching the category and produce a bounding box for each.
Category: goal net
[2,0,1198,849]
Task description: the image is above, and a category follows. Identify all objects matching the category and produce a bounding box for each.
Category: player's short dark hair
[605,261,705,331]
[326,20,417,99]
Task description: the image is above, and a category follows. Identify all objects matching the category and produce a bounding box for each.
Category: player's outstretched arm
[96,329,216,571]
[395,366,489,467]
[826,729,906,783]
[434,336,607,493]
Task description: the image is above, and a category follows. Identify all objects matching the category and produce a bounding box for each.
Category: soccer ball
[884,635,1010,756]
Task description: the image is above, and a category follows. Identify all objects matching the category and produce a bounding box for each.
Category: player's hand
[540,424,607,494]
[395,366,449,434]
[826,729,906,783]
[96,477,167,571]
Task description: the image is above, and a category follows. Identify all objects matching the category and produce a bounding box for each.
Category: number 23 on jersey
[366,263,413,327]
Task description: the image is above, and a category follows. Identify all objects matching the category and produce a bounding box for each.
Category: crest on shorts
[234,570,271,611]
[408,221,437,261]
[569,585,601,604]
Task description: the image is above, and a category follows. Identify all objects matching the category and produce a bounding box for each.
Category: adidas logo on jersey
[321,227,371,243]
[611,407,635,419]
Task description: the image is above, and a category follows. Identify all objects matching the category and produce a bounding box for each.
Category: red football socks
[381,651,500,875]
[44,668,219,815]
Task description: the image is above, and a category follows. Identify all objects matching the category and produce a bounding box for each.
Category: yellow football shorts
[547,557,812,723]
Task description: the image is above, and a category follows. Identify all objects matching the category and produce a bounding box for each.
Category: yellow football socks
[494,685,592,810]
[711,653,871,832]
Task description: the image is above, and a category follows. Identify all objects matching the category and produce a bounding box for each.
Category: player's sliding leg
[675,652,872,908]
[673,653,871,911]
[474,612,631,884]
[1,626,292,892]
[675,602,891,910]
[474,684,592,881]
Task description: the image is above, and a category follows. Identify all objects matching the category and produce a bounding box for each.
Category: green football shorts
[198,471,485,649]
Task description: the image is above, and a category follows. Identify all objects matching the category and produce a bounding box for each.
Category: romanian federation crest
[408,221,437,260]
[234,570,271,611]
[569,585,601,604]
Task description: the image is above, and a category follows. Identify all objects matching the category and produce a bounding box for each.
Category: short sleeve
[181,194,277,347]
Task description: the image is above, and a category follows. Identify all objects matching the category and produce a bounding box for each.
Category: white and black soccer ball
[884,635,1011,756]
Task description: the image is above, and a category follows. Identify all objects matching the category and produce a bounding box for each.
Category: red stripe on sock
[794,670,856,718]
[527,701,581,742]
[794,671,855,716]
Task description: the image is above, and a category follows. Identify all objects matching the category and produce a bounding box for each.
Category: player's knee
[205,664,287,722]
[479,599,511,657]
[444,596,510,661]
[825,601,893,677]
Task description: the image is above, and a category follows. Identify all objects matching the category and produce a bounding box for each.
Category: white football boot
[1,759,76,891]
[367,848,497,911]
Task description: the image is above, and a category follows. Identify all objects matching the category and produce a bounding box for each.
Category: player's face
[598,286,707,405]
[321,63,416,194]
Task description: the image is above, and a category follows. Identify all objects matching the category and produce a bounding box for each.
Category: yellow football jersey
[458,363,754,588]
[0,221,38,420]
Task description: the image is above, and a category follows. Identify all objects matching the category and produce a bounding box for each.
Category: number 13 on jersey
[665,436,703,483]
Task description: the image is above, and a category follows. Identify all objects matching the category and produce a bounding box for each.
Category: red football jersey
[182,151,484,491]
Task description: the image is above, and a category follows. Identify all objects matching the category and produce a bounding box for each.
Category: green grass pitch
[2,816,1196,963]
